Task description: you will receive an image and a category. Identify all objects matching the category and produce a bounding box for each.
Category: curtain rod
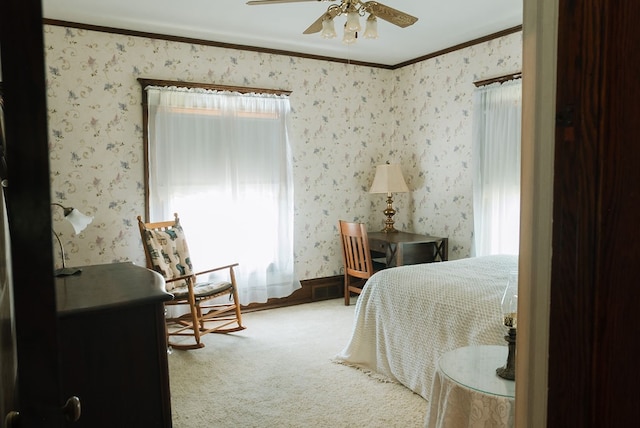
[473,72,522,87]
[137,78,292,96]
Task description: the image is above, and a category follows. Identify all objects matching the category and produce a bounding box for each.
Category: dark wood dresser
[56,262,172,427]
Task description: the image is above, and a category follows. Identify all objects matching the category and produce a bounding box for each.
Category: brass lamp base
[381,193,399,233]
[496,327,516,380]
[381,223,399,233]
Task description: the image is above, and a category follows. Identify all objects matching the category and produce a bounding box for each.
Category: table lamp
[52,202,93,276]
[369,162,410,233]
[496,270,518,380]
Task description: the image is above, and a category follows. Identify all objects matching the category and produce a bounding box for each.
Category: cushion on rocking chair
[170,280,234,300]
[141,221,194,292]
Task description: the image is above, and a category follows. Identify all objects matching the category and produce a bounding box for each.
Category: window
[140,80,300,304]
[472,79,522,256]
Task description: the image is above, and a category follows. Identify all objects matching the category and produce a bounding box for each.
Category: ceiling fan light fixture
[363,14,378,39]
[321,17,337,39]
[248,0,418,44]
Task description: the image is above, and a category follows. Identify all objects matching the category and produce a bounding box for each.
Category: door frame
[518,0,558,426]
[1,0,65,425]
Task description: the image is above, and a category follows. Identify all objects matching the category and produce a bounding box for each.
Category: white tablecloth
[425,345,515,428]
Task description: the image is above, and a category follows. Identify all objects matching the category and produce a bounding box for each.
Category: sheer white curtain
[472,79,522,256]
[146,86,300,304]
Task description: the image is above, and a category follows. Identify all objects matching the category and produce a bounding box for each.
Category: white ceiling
[42,0,523,67]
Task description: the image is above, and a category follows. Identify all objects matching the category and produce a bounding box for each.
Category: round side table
[425,345,515,428]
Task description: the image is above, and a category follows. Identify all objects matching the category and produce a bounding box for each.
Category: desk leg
[436,239,449,261]
[396,243,404,266]
[385,243,399,267]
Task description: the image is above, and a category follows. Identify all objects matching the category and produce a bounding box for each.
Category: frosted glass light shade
[321,18,337,39]
[346,10,361,32]
[342,28,357,45]
[363,15,378,39]
[66,208,94,234]
[369,163,410,194]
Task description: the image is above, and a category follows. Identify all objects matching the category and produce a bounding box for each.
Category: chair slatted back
[339,220,374,280]
[137,215,179,271]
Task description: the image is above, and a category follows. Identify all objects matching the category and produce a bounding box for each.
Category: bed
[334,254,518,401]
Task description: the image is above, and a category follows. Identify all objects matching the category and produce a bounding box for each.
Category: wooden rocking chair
[137,213,245,350]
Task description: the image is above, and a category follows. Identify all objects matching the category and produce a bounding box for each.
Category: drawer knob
[63,396,82,422]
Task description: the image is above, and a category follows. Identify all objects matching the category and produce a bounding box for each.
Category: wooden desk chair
[339,220,385,305]
[137,213,245,350]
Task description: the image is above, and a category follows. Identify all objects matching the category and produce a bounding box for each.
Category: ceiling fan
[246,0,418,43]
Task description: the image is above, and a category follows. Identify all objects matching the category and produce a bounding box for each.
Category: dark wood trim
[473,72,522,87]
[139,84,150,221]
[43,18,521,70]
[242,275,343,313]
[43,19,395,70]
[137,78,291,96]
[393,25,523,69]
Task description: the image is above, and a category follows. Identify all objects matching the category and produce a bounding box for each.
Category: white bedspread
[334,255,518,401]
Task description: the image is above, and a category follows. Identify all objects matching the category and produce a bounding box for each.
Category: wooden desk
[368,231,448,267]
[56,262,173,427]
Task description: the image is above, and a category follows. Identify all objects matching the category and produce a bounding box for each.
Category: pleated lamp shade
[369,163,410,194]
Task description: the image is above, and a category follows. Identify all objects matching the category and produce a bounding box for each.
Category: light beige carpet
[168,298,427,427]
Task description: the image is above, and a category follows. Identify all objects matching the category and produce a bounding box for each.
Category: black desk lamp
[52,203,93,276]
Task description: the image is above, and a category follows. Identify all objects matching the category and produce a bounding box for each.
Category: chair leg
[344,274,350,306]
[199,272,245,334]
[226,265,245,330]
[165,303,206,350]
[231,287,244,329]
[191,298,202,344]
[167,294,203,349]
[167,268,246,348]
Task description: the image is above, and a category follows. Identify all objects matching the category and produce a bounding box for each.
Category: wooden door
[1,0,72,426]
[0,166,17,425]
[549,0,640,426]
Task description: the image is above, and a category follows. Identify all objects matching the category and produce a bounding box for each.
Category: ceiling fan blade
[247,0,328,5]
[302,6,340,34]
[365,1,418,28]
[303,14,327,34]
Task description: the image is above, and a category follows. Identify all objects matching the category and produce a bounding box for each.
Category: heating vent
[311,283,342,301]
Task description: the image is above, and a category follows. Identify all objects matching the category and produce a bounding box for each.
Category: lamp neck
[52,229,66,269]
[51,202,73,217]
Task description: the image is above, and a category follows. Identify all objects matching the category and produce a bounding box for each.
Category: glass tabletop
[438,345,515,398]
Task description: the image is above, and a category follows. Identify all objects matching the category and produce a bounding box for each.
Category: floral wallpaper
[45,24,521,281]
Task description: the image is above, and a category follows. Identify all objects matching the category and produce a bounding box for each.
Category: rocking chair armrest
[163,263,239,285]
[165,273,196,285]
[192,263,239,277]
